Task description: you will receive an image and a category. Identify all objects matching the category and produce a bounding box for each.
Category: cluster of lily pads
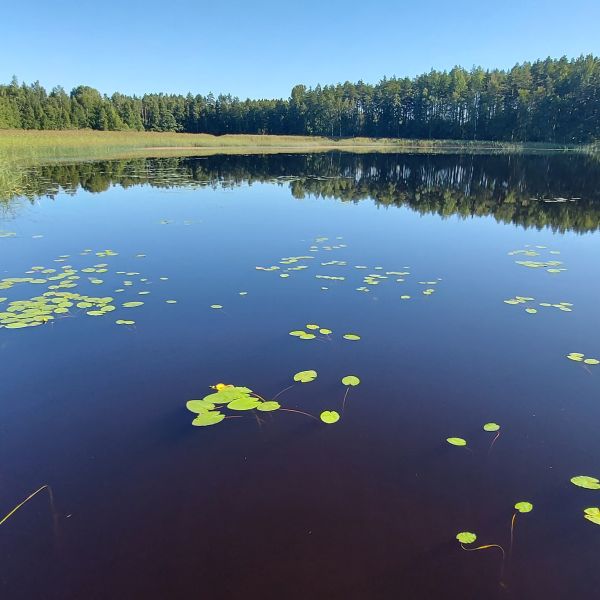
[446,421,501,448]
[186,369,361,427]
[253,236,445,300]
[566,352,599,366]
[509,246,566,274]
[503,296,573,314]
[288,324,360,341]
[0,249,175,331]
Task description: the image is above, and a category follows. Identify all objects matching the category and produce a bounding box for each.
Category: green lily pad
[210,304,223,309]
[192,411,225,427]
[294,370,318,383]
[227,397,261,411]
[306,324,319,330]
[320,410,340,424]
[584,507,600,525]
[319,328,332,335]
[299,333,316,340]
[289,330,306,337]
[123,301,144,308]
[456,532,477,544]
[483,422,500,432]
[514,501,533,513]
[584,358,599,365]
[447,437,467,447]
[571,475,600,490]
[186,400,216,413]
[115,319,135,325]
[257,401,281,412]
[343,334,361,341]
[341,375,361,386]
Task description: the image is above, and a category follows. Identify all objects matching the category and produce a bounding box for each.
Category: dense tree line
[1,55,599,143]
[5,153,600,232]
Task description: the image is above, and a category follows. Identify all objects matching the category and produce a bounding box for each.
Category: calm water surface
[1,153,600,599]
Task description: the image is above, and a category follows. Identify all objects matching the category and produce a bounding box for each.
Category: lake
[1,151,600,599]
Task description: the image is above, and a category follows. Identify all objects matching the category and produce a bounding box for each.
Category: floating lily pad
[123,301,144,308]
[294,370,318,383]
[447,437,467,447]
[343,334,361,341]
[319,328,332,335]
[514,501,533,513]
[456,532,477,544]
[210,304,223,309]
[115,319,135,325]
[571,475,600,490]
[192,411,225,426]
[483,422,500,432]
[186,399,216,413]
[227,397,261,411]
[320,411,340,424]
[306,324,319,330]
[341,375,360,386]
[584,358,599,365]
[257,401,281,412]
[584,507,600,525]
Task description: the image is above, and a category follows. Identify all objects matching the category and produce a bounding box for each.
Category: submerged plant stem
[0,484,52,526]
[273,384,294,400]
[509,512,517,556]
[279,408,319,421]
[342,387,350,412]
[489,431,501,454]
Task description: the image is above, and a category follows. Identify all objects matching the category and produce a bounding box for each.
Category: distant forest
[1,55,599,143]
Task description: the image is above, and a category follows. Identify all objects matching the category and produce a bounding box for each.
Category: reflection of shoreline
[2,153,600,233]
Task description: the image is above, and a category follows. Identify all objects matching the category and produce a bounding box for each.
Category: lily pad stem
[279,408,319,421]
[273,384,295,400]
[0,484,52,526]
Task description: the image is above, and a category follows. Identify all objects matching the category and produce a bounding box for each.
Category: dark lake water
[1,152,600,599]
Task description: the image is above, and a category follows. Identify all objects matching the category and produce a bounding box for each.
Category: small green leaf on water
[456,532,477,544]
[306,324,319,330]
[341,375,361,386]
[320,410,340,424]
[166,300,177,304]
[257,401,281,412]
[571,475,600,490]
[525,308,538,314]
[289,330,306,337]
[584,507,600,525]
[294,370,318,383]
[210,304,223,309]
[483,422,500,432]
[584,358,600,365]
[299,333,316,340]
[186,400,216,413]
[123,301,144,308]
[115,319,135,325]
[447,437,467,447]
[192,411,225,427]
[343,334,361,341]
[227,397,261,411]
[514,501,533,513]
[319,328,332,335]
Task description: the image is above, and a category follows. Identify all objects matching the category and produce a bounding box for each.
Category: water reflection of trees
[9,153,600,233]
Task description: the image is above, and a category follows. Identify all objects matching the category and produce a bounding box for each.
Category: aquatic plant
[570,475,600,489]
[484,422,501,452]
[341,375,360,411]
[0,485,53,527]
[583,507,600,525]
[456,531,506,562]
[446,437,467,447]
[510,501,533,555]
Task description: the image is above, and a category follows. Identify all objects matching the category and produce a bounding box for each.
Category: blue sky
[2,0,599,99]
